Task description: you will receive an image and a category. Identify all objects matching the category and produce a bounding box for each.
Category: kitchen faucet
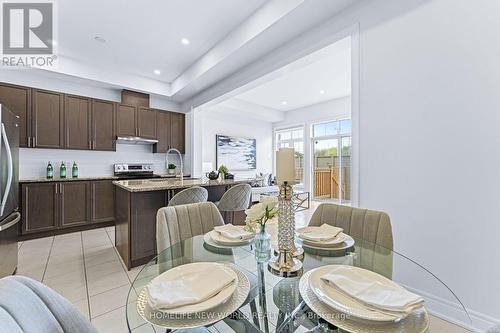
[165,148,183,179]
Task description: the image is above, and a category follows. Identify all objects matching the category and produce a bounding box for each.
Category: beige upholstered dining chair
[167,186,208,207]
[309,203,394,249]
[308,203,394,279]
[216,183,252,224]
[157,201,224,252]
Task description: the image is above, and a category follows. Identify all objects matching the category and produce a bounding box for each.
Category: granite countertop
[20,174,190,183]
[112,178,252,192]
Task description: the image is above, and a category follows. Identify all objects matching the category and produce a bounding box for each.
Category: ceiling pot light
[181,38,190,45]
[94,36,106,43]
[319,90,325,94]
[153,69,161,75]
[281,101,287,105]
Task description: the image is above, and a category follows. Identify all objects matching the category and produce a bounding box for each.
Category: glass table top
[126,234,471,333]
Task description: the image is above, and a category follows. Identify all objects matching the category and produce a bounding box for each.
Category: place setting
[136,262,250,330]
[297,224,355,254]
[299,264,430,333]
[203,224,256,248]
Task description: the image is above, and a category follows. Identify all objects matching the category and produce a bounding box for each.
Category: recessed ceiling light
[49,39,57,46]
[281,101,287,105]
[94,36,106,43]
[181,38,190,45]
[319,90,325,94]
[153,69,161,75]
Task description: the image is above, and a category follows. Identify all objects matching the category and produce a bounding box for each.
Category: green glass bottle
[72,161,78,178]
[46,161,53,179]
[60,162,66,179]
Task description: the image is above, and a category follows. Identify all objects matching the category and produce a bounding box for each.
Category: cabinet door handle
[55,184,58,194]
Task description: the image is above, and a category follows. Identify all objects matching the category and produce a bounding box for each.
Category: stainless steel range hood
[116,136,158,145]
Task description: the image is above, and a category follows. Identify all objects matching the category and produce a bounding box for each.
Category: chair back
[156,202,224,253]
[0,276,97,333]
[486,325,500,333]
[309,203,393,249]
[217,183,252,212]
[168,186,208,207]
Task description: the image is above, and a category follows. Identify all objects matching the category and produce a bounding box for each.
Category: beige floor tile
[91,306,128,333]
[16,268,45,281]
[84,245,119,267]
[47,251,84,265]
[430,315,472,333]
[89,284,134,318]
[47,281,88,303]
[86,260,125,282]
[87,269,130,296]
[131,324,156,333]
[44,259,85,279]
[72,298,90,320]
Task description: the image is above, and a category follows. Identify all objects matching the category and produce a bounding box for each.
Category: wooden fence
[295,167,349,199]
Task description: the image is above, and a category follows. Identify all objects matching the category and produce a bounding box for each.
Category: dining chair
[156,201,260,326]
[308,202,394,279]
[0,275,97,333]
[167,186,208,207]
[216,183,252,225]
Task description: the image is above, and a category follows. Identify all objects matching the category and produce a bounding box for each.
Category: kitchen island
[113,177,252,269]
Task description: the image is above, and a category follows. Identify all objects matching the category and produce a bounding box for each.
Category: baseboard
[402,284,499,332]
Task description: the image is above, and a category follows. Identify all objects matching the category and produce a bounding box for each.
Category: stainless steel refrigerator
[0,105,20,278]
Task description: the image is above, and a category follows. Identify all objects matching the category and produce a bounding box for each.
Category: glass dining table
[126,233,471,333]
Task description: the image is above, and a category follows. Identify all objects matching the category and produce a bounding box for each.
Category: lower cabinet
[22,183,58,234]
[21,180,115,236]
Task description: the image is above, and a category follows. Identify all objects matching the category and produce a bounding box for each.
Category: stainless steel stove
[113,163,161,179]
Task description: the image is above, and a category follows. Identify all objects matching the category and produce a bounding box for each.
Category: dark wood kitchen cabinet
[0,83,31,147]
[170,112,185,153]
[91,99,115,151]
[60,182,91,228]
[153,110,171,153]
[137,107,157,139]
[116,104,137,137]
[21,180,115,238]
[91,180,115,223]
[65,95,91,150]
[21,183,58,234]
[32,89,64,149]
[154,111,185,154]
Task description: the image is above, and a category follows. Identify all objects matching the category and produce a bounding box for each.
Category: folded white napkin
[320,266,424,317]
[214,224,254,240]
[146,264,236,310]
[299,224,343,242]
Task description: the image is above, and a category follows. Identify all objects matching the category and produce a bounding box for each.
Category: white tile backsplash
[19,144,183,179]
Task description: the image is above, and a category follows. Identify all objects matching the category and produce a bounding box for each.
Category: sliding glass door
[312,119,351,203]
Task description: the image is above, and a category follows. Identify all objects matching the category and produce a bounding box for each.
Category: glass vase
[254,224,271,263]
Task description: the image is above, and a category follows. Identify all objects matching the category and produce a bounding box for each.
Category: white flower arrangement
[244,196,279,232]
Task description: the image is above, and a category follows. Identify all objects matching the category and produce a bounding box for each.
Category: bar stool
[168,186,208,207]
[215,183,252,225]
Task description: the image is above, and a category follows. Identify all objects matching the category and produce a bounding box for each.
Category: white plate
[309,265,424,323]
[208,228,254,246]
[299,269,429,333]
[137,264,251,330]
[148,262,238,315]
[301,234,355,251]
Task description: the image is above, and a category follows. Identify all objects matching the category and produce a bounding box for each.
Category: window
[275,127,304,184]
[312,119,351,203]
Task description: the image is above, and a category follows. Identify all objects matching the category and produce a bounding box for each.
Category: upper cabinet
[0,83,31,147]
[92,99,115,151]
[170,112,185,154]
[0,82,185,152]
[137,107,157,139]
[116,104,137,137]
[117,104,157,139]
[65,95,91,150]
[32,89,65,149]
[154,110,185,154]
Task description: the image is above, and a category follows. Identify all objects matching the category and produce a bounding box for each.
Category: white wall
[1,69,191,178]
[273,96,350,129]
[197,108,273,179]
[186,0,500,330]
